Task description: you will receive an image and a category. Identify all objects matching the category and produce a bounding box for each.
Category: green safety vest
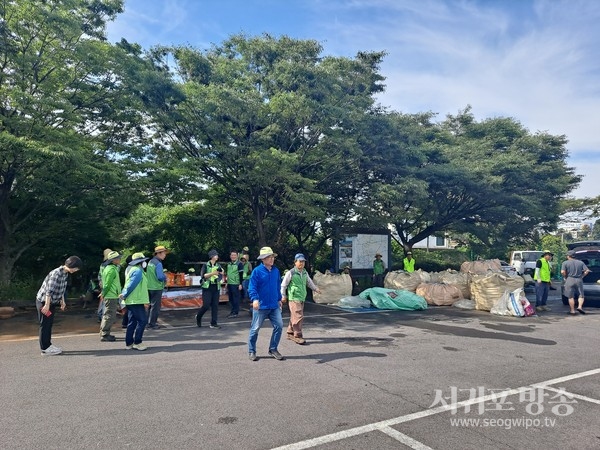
[534,258,551,282]
[373,259,385,275]
[242,262,252,280]
[100,264,121,298]
[202,262,222,289]
[286,268,309,302]
[124,266,149,305]
[226,261,242,285]
[146,258,164,290]
[403,257,415,273]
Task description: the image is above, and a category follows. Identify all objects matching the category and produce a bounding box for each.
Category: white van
[509,250,545,276]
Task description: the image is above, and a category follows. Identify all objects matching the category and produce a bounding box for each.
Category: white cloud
[314,1,600,160]
[569,160,600,198]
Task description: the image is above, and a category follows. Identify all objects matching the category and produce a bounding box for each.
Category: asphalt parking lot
[1,286,599,449]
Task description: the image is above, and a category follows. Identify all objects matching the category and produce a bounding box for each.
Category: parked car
[509,250,545,276]
[499,261,517,276]
[561,241,600,307]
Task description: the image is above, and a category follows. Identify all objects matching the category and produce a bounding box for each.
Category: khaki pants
[100,297,118,336]
[286,301,305,337]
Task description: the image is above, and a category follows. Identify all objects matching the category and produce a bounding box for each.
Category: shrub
[0,279,39,306]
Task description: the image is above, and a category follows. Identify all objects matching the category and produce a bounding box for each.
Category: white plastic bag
[507,289,525,317]
[336,296,372,308]
[453,299,476,310]
[490,291,512,316]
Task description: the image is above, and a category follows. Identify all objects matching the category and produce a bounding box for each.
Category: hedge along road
[1,291,600,450]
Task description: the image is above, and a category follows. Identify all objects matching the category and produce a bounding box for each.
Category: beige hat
[258,247,277,260]
[106,251,122,262]
[129,252,149,266]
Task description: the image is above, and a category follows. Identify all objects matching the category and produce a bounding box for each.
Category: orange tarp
[161,288,229,310]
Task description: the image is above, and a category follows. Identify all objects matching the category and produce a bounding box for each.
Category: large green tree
[361,108,581,253]
[138,35,386,259]
[0,0,145,282]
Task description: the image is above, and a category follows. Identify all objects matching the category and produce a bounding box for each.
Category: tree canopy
[362,108,581,253]
[0,0,585,286]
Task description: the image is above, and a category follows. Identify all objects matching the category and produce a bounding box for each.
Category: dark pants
[535,281,550,307]
[197,285,219,326]
[242,279,250,300]
[122,308,129,327]
[36,301,56,350]
[373,274,384,287]
[227,284,241,315]
[125,304,147,346]
[147,289,163,326]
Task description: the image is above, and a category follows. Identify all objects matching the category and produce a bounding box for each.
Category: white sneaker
[41,346,62,356]
[48,344,62,352]
[132,343,147,351]
[125,345,133,350]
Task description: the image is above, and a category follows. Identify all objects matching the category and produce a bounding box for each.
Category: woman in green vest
[119,252,150,351]
[195,249,223,328]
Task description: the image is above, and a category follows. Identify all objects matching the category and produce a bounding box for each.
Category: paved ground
[1,285,600,449]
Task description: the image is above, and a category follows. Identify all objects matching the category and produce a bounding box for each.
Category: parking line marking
[542,386,600,405]
[379,426,434,450]
[272,368,600,450]
[531,367,600,386]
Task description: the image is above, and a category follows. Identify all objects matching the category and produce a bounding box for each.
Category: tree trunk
[253,205,266,248]
[0,185,13,283]
[0,255,15,284]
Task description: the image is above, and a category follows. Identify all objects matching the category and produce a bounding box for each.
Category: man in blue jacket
[247,247,284,361]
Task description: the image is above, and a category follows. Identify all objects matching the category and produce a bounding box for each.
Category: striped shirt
[36,266,69,304]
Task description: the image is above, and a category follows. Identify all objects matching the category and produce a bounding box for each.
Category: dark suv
[561,241,600,306]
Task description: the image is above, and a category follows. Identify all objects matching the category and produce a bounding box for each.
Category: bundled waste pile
[323,259,533,317]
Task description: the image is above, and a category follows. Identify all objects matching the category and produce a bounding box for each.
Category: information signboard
[333,229,391,274]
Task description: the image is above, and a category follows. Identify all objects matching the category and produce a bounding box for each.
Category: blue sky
[106,0,600,198]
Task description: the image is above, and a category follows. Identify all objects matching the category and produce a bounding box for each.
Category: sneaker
[41,346,62,356]
[132,343,148,351]
[249,352,258,361]
[543,306,552,311]
[100,335,116,342]
[209,324,221,329]
[147,324,164,329]
[48,344,62,352]
[227,313,238,319]
[125,344,133,350]
[268,350,285,361]
[536,305,546,311]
